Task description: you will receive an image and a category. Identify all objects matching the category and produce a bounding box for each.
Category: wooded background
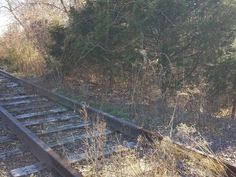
[0,0,235,120]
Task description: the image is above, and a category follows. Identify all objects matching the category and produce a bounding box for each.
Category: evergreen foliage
[49,0,236,112]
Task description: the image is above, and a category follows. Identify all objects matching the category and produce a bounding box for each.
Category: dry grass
[69,109,228,177]
[76,135,227,177]
[161,138,226,177]
[0,29,46,76]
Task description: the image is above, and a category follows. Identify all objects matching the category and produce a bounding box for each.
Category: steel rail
[0,69,236,176]
[174,142,236,176]
[0,105,82,177]
[0,69,163,142]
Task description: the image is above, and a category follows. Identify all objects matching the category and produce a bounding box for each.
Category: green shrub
[49,0,236,114]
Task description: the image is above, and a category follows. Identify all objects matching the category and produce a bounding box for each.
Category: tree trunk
[232,95,236,119]
[231,75,236,119]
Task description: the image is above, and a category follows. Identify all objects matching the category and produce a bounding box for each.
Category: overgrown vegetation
[0,0,236,176]
[0,0,235,118]
[71,114,227,177]
[48,0,236,118]
[0,25,46,75]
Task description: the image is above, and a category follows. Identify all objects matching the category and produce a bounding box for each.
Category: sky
[0,13,11,35]
[0,0,13,35]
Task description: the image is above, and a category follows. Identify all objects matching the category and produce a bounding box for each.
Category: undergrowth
[68,109,228,177]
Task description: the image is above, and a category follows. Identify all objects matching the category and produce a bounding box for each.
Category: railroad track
[0,69,236,177]
[0,119,55,177]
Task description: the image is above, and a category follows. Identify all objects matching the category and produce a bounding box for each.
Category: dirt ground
[24,71,236,168]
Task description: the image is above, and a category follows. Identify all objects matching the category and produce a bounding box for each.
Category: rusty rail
[0,103,82,177]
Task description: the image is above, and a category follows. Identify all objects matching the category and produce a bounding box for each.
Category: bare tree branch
[2,0,27,32]
[59,0,69,14]
[25,2,65,12]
